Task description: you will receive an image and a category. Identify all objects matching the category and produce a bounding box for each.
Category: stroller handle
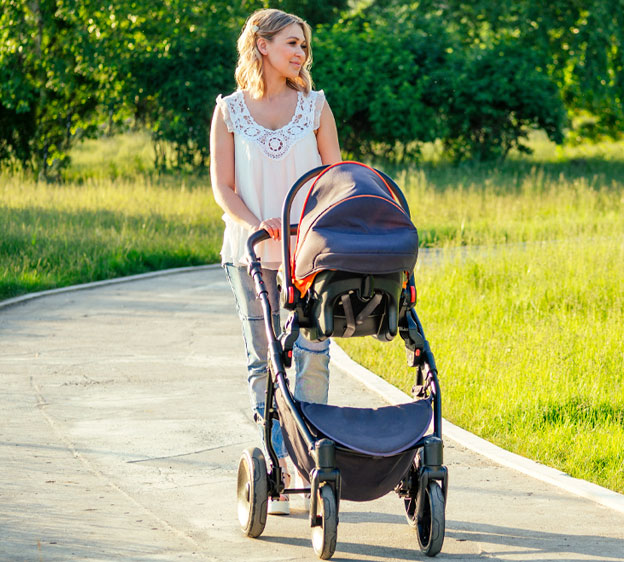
[246,226,299,267]
[245,228,271,264]
[280,165,328,280]
[279,162,413,306]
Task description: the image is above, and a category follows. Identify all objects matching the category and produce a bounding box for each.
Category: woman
[209,8,341,515]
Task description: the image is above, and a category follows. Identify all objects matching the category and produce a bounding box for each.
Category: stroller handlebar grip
[245,229,271,265]
[245,227,298,265]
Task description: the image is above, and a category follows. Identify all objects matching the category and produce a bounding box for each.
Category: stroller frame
[236,164,448,559]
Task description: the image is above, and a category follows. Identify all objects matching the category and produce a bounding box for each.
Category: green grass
[1,138,223,299]
[3,131,624,493]
[341,135,624,493]
[339,238,624,492]
[384,135,624,247]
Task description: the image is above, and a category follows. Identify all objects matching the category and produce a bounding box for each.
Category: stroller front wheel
[412,481,445,557]
[237,447,269,538]
[311,484,338,560]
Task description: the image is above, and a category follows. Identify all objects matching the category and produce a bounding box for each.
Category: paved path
[2,268,624,561]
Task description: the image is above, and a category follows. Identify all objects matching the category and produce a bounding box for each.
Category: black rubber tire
[236,447,268,538]
[416,481,445,557]
[311,484,338,560]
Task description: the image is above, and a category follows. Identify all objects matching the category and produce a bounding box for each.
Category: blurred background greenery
[1,0,623,179]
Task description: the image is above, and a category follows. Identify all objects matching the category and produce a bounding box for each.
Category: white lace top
[216,89,326,268]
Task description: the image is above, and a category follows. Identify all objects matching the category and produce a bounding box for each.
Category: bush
[132,28,237,170]
[313,11,454,159]
[442,40,566,161]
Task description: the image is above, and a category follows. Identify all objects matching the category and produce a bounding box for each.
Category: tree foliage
[443,40,566,161]
[414,0,624,139]
[0,0,99,177]
[315,4,565,161]
[0,0,621,173]
[313,8,453,158]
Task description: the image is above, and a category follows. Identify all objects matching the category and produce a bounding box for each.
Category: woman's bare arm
[316,100,342,166]
[210,104,261,231]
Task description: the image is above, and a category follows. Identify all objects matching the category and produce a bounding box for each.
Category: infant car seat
[283,161,420,343]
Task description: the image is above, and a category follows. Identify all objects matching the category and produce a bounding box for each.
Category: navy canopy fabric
[293,162,419,281]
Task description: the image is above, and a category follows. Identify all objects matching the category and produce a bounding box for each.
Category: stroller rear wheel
[237,447,268,538]
[405,481,445,557]
[311,484,338,560]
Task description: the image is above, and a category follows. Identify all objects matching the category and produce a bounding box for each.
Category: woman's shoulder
[304,89,326,101]
[302,90,327,130]
[216,90,242,106]
[215,91,243,134]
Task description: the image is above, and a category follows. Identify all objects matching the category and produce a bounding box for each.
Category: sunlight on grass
[341,132,624,494]
[340,237,624,492]
[0,174,223,299]
[66,131,155,181]
[387,146,624,248]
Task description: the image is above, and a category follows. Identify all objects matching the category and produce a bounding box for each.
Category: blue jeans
[224,264,330,459]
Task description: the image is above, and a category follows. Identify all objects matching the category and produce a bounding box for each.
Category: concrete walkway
[1,267,624,561]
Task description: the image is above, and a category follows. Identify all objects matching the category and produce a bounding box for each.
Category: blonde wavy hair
[235,9,313,99]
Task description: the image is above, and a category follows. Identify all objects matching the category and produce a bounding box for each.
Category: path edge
[0,264,221,311]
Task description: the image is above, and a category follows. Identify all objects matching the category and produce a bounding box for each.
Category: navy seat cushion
[300,399,432,457]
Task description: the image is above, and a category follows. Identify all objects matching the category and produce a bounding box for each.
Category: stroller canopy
[293,162,419,287]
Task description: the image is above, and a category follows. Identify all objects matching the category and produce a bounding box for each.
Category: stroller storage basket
[276,387,433,502]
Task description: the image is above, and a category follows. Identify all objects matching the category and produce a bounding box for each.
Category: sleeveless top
[215,89,326,269]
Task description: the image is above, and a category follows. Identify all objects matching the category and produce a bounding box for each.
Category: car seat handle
[280,164,329,303]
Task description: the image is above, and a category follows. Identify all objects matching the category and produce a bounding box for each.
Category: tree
[71,1,243,169]
[443,40,566,161]
[313,6,454,158]
[266,0,350,26]
[0,0,99,177]
[410,0,624,139]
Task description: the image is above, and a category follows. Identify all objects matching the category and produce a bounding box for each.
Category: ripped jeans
[224,264,330,459]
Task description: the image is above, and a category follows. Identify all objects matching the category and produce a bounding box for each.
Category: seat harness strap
[341,294,356,337]
[355,293,382,326]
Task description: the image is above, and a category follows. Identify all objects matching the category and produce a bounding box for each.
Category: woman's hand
[256,217,282,241]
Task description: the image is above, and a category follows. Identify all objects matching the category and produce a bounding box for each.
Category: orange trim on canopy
[293,270,320,296]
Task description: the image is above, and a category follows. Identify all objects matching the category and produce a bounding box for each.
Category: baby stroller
[236,161,447,559]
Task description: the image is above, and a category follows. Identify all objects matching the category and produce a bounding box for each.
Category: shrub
[313,11,454,159]
[443,40,566,161]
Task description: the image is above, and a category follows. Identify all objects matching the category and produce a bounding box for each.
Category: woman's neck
[262,68,290,100]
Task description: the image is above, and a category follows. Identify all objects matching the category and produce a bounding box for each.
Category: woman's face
[259,23,307,81]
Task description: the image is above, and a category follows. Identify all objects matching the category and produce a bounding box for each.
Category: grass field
[339,237,624,492]
[2,132,623,493]
[342,136,624,493]
[1,134,223,300]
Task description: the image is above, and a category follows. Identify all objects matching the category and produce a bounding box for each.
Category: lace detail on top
[218,90,325,160]
[313,91,325,130]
